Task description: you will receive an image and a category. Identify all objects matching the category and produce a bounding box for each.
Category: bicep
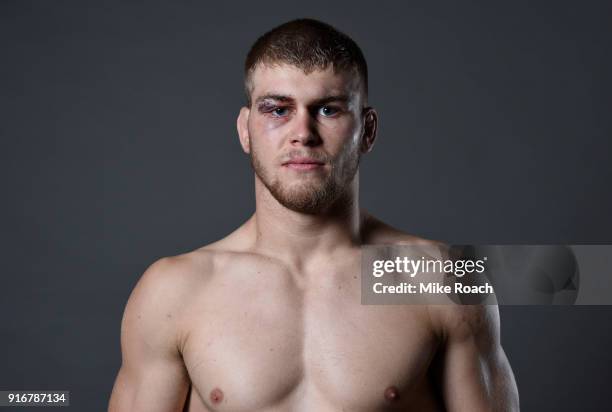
[439,305,519,412]
[108,259,191,412]
[109,358,190,412]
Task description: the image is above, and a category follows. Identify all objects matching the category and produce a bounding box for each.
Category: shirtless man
[108,19,519,411]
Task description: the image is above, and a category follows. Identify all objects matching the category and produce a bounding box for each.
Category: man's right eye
[272,107,289,117]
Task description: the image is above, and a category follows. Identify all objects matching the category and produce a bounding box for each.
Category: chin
[275,182,341,214]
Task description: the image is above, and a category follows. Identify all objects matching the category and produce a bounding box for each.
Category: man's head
[237,19,377,214]
[243,19,369,107]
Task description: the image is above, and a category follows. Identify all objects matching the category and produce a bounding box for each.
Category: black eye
[273,107,289,117]
[319,106,339,117]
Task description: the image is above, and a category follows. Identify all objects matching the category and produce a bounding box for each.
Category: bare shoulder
[121,249,222,345]
[359,214,500,339]
[362,212,445,248]
[129,224,260,306]
[132,250,215,304]
[361,215,433,244]
[130,216,261,307]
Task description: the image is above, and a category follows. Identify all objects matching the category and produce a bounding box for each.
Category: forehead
[249,63,362,103]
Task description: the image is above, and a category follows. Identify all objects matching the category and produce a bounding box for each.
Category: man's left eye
[319,106,339,117]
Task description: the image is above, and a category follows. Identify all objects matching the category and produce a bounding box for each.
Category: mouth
[282,157,326,171]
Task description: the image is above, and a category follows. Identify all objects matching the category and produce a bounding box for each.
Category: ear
[360,107,378,154]
[237,106,251,154]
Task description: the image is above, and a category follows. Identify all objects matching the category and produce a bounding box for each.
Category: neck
[247,172,364,266]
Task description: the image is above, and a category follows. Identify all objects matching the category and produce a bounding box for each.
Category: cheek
[248,119,284,154]
[253,114,289,134]
[322,119,361,153]
[250,143,276,175]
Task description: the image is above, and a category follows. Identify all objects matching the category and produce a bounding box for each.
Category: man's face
[239,63,372,214]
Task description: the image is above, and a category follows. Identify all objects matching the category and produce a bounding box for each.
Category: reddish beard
[249,148,359,215]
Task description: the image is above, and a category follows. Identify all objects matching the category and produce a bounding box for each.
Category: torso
[174,220,446,411]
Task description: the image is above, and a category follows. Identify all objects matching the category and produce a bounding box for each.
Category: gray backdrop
[1,1,611,410]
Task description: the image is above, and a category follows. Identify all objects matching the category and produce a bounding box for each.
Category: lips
[283,157,325,170]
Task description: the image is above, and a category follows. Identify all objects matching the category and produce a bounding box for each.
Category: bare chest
[180,261,440,411]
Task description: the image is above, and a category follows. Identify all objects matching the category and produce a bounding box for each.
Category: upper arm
[108,258,191,412]
[436,305,519,412]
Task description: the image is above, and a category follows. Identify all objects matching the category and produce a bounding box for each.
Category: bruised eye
[272,107,289,117]
[319,105,340,117]
[258,103,291,118]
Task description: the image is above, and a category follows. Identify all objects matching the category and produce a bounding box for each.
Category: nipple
[384,385,400,402]
[210,387,224,404]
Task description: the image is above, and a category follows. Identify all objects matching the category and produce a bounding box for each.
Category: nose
[290,109,321,147]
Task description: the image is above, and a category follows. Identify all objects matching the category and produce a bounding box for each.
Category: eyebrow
[255,93,351,106]
[255,94,294,105]
[315,94,350,105]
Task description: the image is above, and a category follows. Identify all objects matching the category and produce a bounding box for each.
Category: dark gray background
[1,1,611,410]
